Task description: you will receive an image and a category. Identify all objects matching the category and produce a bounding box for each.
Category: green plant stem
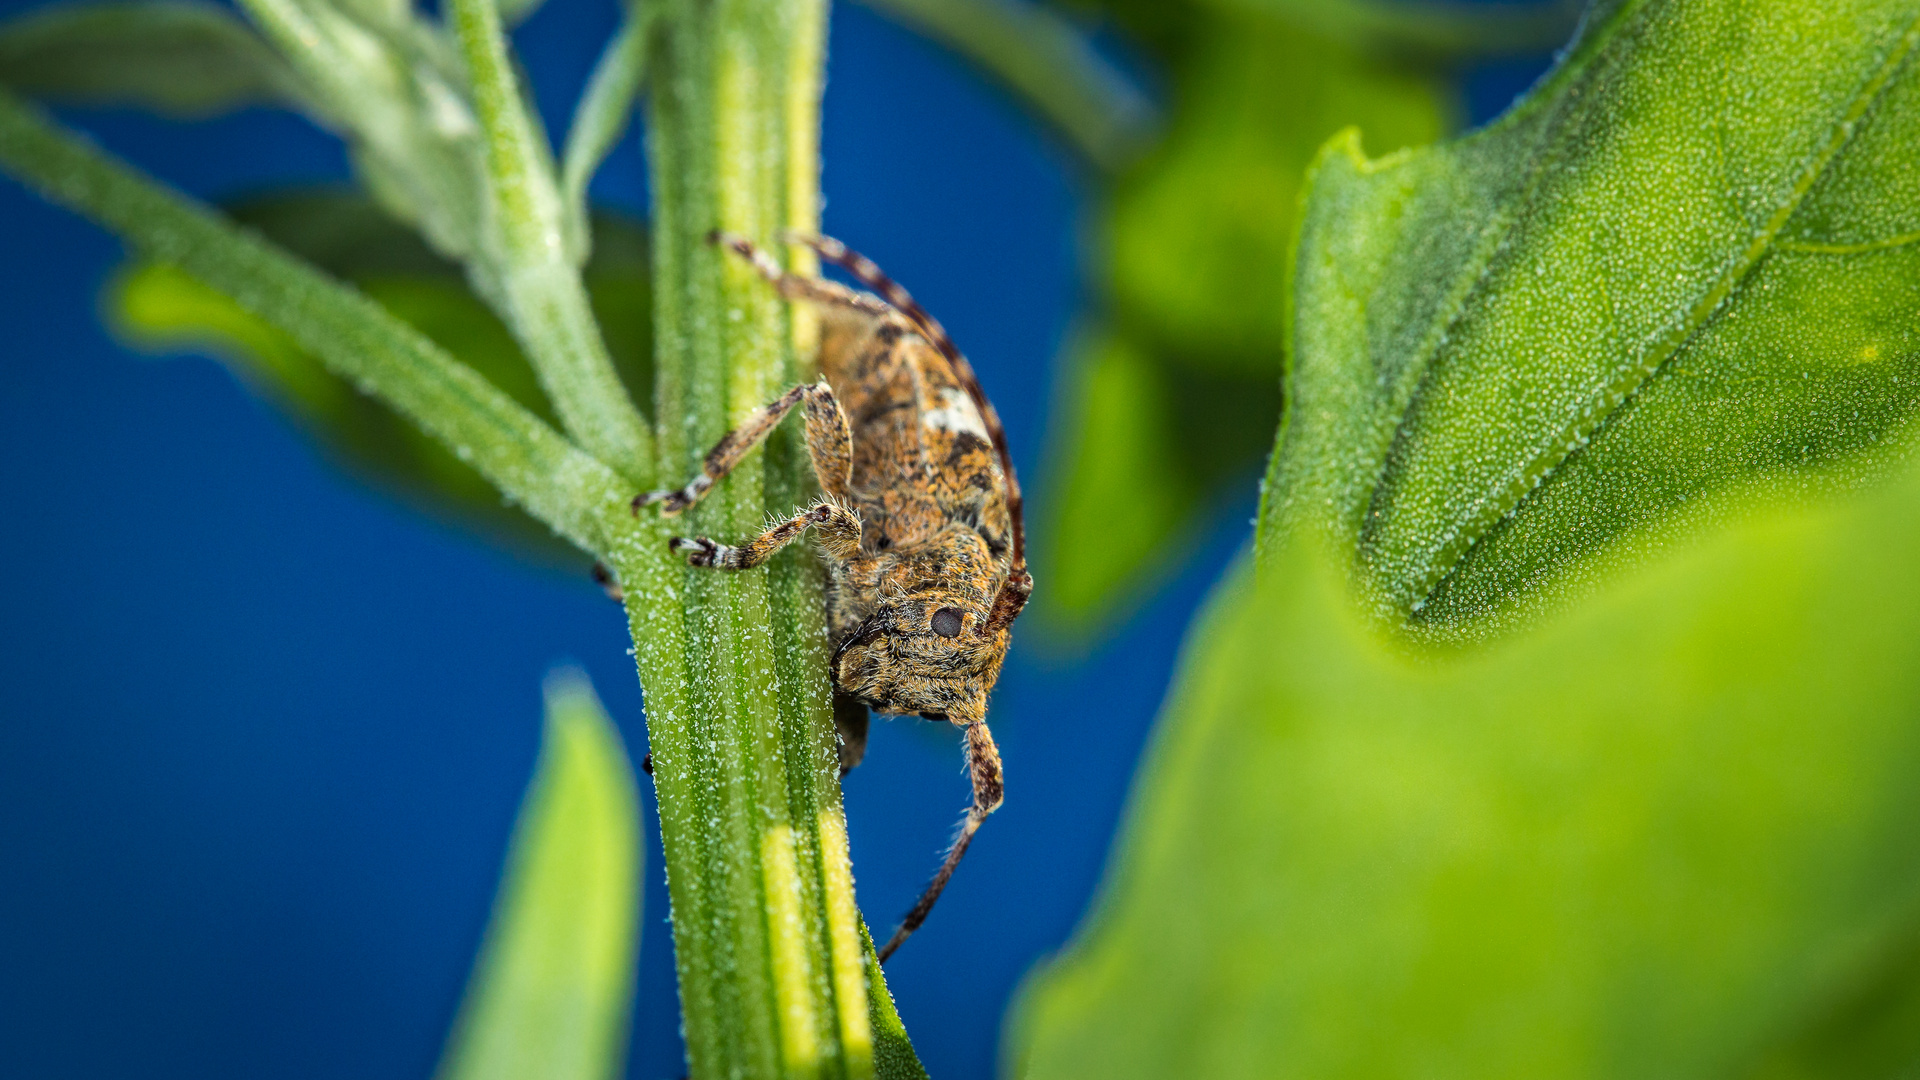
[0,11,918,1074]
[855,0,1155,172]
[629,1,912,1077]
[0,89,633,555]
[449,0,654,481]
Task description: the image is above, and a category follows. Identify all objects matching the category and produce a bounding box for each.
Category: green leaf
[1263,0,1920,641]
[1037,331,1200,629]
[860,927,932,1080]
[1012,436,1920,1080]
[561,6,653,263]
[1033,6,1446,625]
[437,669,642,1080]
[232,0,491,264]
[110,190,652,570]
[450,0,653,479]
[1107,9,1452,373]
[0,0,305,117]
[498,0,552,27]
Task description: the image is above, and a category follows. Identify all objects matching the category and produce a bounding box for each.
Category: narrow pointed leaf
[560,7,651,262]
[0,91,631,556]
[1264,0,1920,640]
[233,0,488,262]
[860,929,931,1080]
[498,0,551,28]
[112,191,652,570]
[450,0,653,479]
[437,669,642,1080]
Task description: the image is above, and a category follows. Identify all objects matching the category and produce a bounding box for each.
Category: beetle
[633,230,1032,961]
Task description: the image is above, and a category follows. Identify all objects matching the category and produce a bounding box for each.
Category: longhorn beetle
[632,231,1033,962]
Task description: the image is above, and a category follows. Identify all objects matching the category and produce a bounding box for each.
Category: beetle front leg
[634,380,853,516]
[670,499,861,570]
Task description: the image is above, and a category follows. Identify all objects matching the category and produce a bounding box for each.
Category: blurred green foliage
[1266,0,1920,642]
[111,191,653,571]
[0,0,306,116]
[436,670,642,1080]
[1035,0,1535,633]
[11,0,1920,1074]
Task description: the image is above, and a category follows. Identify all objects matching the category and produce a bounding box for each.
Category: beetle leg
[669,499,861,570]
[634,380,853,516]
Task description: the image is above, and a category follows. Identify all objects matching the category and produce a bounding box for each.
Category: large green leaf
[1011,432,1920,1080]
[437,669,642,1080]
[111,191,652,570]
[1263,0,1920,641]
[0,0,306,117]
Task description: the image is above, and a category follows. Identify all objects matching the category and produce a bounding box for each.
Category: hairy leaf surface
[1263,0,1920,640]
[1014,439,1920,1080]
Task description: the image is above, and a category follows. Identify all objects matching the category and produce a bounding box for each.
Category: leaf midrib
[1347,0,1653,568]
[1403,9,1920,616]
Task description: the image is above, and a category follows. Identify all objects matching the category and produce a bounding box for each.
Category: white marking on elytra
[923,387,991,442]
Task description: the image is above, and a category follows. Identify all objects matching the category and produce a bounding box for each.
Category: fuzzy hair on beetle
[631,229,1032,961]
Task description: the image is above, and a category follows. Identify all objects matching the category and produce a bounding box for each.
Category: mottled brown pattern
[634,232,1032,963]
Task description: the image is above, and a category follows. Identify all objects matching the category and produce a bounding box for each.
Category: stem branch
[450,0,654,480]
[0,89,632,555]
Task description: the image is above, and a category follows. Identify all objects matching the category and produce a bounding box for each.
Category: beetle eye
[930,606,965,638]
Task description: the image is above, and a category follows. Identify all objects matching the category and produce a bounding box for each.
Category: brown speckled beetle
[633,231,1032,961]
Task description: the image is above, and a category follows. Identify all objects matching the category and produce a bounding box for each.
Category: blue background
[0,2,1547,1076]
